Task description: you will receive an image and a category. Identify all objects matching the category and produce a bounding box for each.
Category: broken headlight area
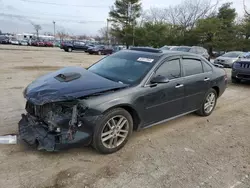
[19,101,93,151]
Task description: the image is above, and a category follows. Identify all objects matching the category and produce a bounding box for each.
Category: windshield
[171,47,191,52]
[222,52,243,58]
[88,51,159,85]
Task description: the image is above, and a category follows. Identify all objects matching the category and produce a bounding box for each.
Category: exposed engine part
[67,105,78,140]
[25,101,87,138]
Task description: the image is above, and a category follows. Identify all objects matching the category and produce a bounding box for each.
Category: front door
[142,57,185,126]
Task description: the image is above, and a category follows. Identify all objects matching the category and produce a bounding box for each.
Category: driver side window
[155,58,181,80]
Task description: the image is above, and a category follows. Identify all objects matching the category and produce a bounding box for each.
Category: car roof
[123,48,202,58]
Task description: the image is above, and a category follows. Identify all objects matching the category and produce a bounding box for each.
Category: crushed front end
[18,101,98,151]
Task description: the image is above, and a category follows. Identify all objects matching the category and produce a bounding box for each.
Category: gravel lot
[0,45,250,188]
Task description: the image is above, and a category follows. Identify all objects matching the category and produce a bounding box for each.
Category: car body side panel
[140,79,185,126]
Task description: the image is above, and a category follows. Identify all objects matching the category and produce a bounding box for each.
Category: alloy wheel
[204,93,216,114]
[101,115,129,149]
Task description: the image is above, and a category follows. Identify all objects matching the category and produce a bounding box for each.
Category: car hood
[24,66,128,105]
[216,56,238,61]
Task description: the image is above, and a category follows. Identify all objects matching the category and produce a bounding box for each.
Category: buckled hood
[24,66,127,105]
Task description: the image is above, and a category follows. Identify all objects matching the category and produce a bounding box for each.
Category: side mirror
[150,75,170,84]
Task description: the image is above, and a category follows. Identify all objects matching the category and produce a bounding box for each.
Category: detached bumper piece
[18,114,91,151]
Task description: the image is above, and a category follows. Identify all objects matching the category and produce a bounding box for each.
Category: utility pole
[53,21,56,42]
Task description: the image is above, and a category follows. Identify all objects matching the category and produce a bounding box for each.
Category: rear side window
[182,58,203,76]
[155,59,181,80]
[203,61,212,72]
[189,48,197,53]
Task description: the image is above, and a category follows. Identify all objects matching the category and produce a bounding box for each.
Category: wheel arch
[103,104,141,131]
[212,86,220,96]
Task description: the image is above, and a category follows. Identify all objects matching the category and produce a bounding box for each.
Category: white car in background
[214,51,245,68]
[20,40,28,46]
[10,39,19,45]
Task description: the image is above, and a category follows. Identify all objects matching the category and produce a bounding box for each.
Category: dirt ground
[0,45,250,188]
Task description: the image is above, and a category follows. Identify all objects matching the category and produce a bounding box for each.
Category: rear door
[181,56,212,112]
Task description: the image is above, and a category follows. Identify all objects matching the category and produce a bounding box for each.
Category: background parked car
[37,41,45,47]
[88,45,113,55]
[0,36,10,44]
[62,41,86,52]
[171,46,210,61]
[214,51,245,68]
[19,40,28,46]
[231,54,250,83]
[60,40,72,49]
[212,51,226,58]
[44,41,54,47]
[83,44,95,52]
[10,39,19,45]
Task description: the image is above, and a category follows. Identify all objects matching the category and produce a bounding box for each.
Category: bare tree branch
[57,30,68,41]
[244,0,250,15]
[31,23,42,39]
[163,0,219,30]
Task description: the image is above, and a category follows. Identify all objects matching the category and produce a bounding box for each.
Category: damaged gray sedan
[19,48,227,154]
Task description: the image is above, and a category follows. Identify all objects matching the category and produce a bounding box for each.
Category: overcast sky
[0,0,248,35]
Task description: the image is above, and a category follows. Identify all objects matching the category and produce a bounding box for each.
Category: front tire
[68,47,72,52]
[196,88,217,116]
[92,108,133,154]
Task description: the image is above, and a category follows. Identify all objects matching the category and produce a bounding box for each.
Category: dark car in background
[171,46,210,61]
[231,52,250,83]
[88,45,113,55]
[60,40,72,49]
[19,47,227,154]
[83,44,95,52]
[62,41,87,52]
[0,36,10,44]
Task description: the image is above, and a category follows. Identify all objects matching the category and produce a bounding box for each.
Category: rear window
[171,47,191,52]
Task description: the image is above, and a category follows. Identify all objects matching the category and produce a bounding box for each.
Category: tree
[109,0,142,47]
[99,26,109,42]
[57,30,68,41]
[32,24,42,39]
[195,17,222,55]
[163,0,219,30]
[244,0,250,16]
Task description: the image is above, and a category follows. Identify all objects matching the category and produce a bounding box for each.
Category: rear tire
[196,88,217,116]
[92,108,133,154]
[231,77,241,83]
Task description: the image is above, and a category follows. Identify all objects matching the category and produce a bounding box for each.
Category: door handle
[204,77,210,81]
[175,84,184,88]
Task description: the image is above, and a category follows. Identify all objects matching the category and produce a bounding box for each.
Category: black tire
[92,108,133,154]
[196,88,217,116]
[68,47,72,52]
[231,77,241,83]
